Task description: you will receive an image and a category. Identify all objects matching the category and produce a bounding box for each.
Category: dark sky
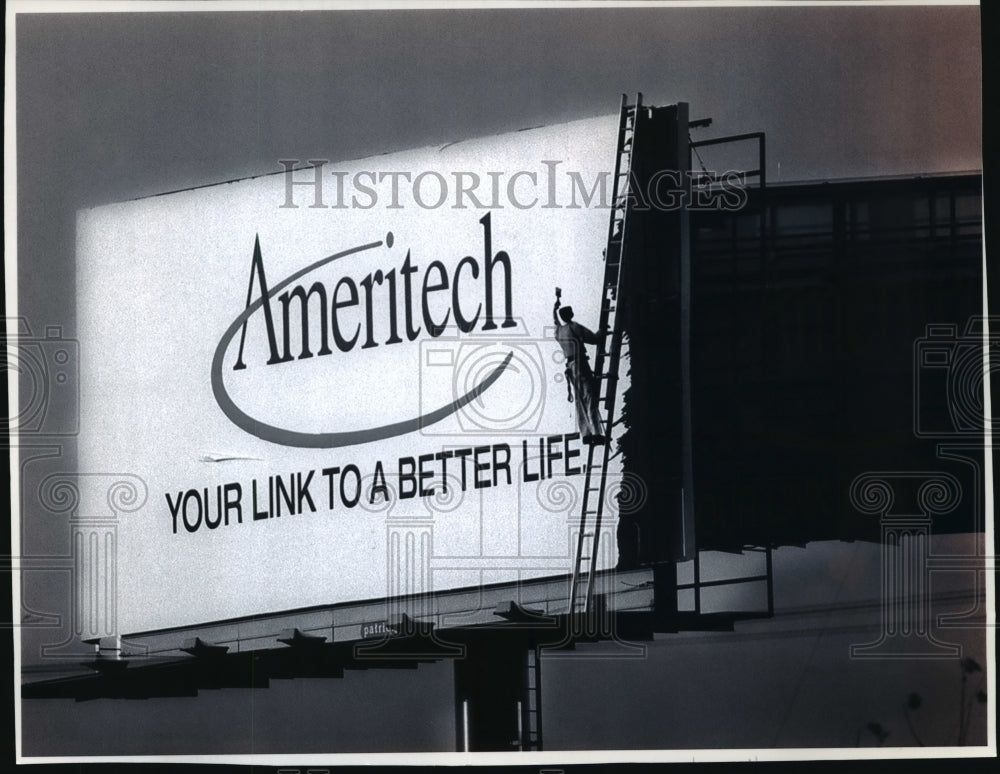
[15,5,982,321]
[12,2,985,759]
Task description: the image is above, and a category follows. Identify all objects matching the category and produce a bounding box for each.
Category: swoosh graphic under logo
[211,239,513,448]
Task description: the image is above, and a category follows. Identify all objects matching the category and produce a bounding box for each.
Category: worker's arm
[553,300,561,330]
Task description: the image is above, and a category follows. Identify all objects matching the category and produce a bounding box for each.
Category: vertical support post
[620,100,697,568]
[693,550,702,615]
[461,700,469,752]
[653,561,679,628]
[529,643,543,750]
[765,544,774,616]
[677,102,697,559]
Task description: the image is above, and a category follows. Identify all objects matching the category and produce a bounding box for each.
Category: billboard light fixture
[181,637,229,658]
[277,628,327,648]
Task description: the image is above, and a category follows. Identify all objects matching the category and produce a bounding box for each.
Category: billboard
[77,115,630,633]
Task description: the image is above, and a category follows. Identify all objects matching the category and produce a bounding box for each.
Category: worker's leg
[586,376,605,439]
[576,373,603,442]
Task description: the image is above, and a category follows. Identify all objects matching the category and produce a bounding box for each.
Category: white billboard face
[78,115,623,632]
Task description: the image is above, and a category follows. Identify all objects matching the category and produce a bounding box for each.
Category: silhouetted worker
[553,288,606,445]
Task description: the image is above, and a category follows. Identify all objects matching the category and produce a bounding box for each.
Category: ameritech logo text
[211,213,516,448]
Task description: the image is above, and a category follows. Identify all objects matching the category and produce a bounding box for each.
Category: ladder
[521,644,543,750]
[567,93,641,617]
